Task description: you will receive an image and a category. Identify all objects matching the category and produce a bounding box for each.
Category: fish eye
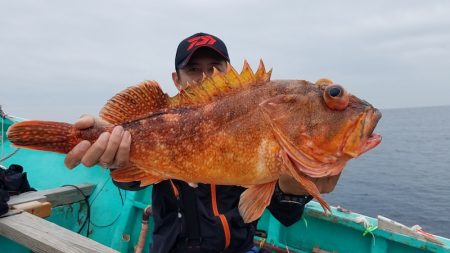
[328,86,342,97]
[323,85,349,110]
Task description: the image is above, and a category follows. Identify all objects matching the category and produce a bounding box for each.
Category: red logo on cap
[187,35,217,51]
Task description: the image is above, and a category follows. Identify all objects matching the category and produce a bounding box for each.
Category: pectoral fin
[110,164,163,187]
[238,181,277,223]
[281,150,332,215]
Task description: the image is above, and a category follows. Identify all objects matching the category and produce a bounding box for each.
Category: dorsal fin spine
[211,67,230,93]
[191,86,209,101]
[226,63,242,88]
[239,60,256,86]
[265,69,273,82]
[169,60,270,107]
[255,59,266,81]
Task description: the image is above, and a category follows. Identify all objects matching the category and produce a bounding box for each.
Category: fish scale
[6,60,381,223]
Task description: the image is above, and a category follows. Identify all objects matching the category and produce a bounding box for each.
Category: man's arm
[267,174,341,226]
[278,173,341,195]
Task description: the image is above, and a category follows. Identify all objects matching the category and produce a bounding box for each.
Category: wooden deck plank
[0,211,119,253]
[8,183,95,207]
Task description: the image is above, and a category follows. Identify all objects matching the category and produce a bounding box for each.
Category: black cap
[175,32,230,70]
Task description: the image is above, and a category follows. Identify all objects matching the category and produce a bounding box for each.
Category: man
[64,33,340,253]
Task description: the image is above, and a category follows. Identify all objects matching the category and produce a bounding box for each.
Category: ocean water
[325,105,450,238]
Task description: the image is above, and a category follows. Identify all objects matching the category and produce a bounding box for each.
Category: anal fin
[110,164,163,187]
[238,181,277,223]
[281,150,332,215]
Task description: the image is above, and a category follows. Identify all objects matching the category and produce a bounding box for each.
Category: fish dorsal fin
[100,80,170,124]
[315,78,334,85]
[170,60,272,107]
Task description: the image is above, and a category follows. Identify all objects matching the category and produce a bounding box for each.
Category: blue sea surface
[325,105,450,238]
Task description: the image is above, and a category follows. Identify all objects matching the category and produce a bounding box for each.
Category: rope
[1,113,4,162]
[355,215,377,246]
[0,106,20,164]
[0,148,20,163]
[301,217,308,228]
[62,184,91,236]
[88,177,125,228]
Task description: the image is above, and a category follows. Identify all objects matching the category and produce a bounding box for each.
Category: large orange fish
[7,61,381,223]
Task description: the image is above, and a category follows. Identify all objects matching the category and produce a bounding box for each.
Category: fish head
[260,80,382,177]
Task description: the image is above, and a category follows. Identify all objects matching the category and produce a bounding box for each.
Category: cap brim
[177,45,229,69]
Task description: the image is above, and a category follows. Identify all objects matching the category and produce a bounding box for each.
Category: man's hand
[64,115,132,169]
[278,173,341,195]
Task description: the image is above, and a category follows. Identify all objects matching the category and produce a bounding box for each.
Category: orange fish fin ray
[139,177,161,187]
[238,181,277,223]
[254,59,267,81]
[7,120,79,154]
[226,63,242,88]
[110,164,163,186]
[315,78,334,85]
[264,68,273,82]
[170,60,270,107]
[281,151,332,215]
[100,80,170,124]
[239,60,256,86]
[211,67,231,93]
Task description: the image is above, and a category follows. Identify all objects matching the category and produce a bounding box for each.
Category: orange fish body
[7,61,382,223]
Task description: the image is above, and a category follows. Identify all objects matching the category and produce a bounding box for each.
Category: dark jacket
[115,180,311,253]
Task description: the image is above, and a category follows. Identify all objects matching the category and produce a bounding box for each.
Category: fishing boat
[1,107,449,253]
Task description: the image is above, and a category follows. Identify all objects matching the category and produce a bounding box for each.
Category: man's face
[172,48,228,91]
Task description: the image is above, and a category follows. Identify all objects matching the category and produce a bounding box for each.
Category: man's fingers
[99,126,124,167]
[64,140,91,169]
[74,115,110,129]
[74,115,96,129]
[81,132,110,167]
[113,131,131,168]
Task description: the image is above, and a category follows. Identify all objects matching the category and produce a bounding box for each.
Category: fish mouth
[359,108,382,155]
[283,108,382,178]
[342,107,382,158]
[361,133,382,154]
[272,106,382,178]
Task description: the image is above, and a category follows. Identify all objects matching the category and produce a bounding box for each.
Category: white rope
[1,112,4,163]
[355,215,371,228]
[0,106,20,164]
[355,215,377,246]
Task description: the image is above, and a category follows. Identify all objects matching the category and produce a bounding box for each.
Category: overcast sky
[1,0,449,122]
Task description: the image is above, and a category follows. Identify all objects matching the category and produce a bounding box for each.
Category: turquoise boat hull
[1,113,449,253]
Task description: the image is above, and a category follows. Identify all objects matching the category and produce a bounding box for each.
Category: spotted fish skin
[7,61,382,223]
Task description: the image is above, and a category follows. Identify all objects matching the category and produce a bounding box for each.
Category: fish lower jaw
[342,132,382,158]
[359,133,382,155]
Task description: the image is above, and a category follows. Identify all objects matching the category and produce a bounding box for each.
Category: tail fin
[7,120,81,154]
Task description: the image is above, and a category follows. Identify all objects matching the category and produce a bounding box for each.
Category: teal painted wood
[370,238,388,253]
[0,115,144,252]
[1,115,450,253]
[256,201,450,253]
